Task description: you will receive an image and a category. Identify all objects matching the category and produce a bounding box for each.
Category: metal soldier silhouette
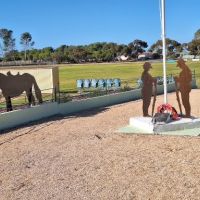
[174,58,192,117]
[141,62,157,117]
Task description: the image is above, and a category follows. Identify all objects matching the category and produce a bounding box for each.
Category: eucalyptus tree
[187,29,200,56]
[188,39,200,56]
[20,32,34,60]
[128,39,148,58]
[0,28,16,60]
[194,29,200,40]
[149,38,181,58]
[0,42,3,58]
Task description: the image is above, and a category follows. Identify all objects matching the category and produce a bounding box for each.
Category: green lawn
[0,93,54,110]
[59,61,200,91]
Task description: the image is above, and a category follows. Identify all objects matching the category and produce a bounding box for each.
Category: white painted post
[161,0,168,104]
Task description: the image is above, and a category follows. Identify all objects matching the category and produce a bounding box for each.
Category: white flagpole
[161,0,168,104]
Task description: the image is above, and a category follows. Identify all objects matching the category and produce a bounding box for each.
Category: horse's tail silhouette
[33,79,43,103]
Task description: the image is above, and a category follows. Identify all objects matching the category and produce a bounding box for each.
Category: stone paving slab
[129,116,200,133]
[118,125,200,136]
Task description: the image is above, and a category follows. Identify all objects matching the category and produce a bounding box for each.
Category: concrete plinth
[129,117,200,133]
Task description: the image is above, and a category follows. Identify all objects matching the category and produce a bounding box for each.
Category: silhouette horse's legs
[5,96,13,112]
[33,80,43,104]
[26,88,35,106]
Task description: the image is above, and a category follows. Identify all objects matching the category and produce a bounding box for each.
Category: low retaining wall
[59,89,141,115]
[0,103,58,131]
[0,80,197,131]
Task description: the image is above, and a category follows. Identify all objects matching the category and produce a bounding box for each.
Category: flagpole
[161,0,168,104]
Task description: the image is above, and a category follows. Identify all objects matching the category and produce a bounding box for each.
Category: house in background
[117,55,129,61]
[179,49,200,61]
[138,52,153,61]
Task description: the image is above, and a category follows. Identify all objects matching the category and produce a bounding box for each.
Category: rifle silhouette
[174,79,183,116]
[152,80,157,116]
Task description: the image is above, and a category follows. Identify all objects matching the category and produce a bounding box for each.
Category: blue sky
[1,0,200,49]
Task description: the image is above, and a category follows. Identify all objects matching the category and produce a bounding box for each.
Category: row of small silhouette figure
[141,58,192,118]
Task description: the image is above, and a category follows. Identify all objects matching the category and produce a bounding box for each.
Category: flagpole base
[129,116,200,133]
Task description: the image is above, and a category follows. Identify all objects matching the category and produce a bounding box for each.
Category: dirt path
[1,90,200,200]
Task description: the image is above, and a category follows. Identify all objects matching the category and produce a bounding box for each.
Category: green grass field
[59,61,200,91]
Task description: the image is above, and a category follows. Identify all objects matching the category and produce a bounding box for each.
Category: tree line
[0,28,200,63]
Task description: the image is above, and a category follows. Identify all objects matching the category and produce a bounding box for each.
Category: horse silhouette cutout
[0,72,43,111]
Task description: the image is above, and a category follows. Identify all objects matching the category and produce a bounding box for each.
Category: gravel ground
[1,90,200,200]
